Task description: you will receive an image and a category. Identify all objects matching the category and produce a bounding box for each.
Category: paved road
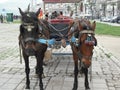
[0,23,120,90]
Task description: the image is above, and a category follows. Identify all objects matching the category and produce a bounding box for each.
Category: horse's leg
[82,67,90,90]
[36,53,44,90]
[72,55,78,90]
[23,52,30,89]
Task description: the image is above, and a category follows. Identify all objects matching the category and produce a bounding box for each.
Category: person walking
[0,14,3,23]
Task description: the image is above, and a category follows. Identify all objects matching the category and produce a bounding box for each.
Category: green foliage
[95,22,120,36]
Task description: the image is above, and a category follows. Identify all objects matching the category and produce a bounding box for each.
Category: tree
[74,3,78,15]
[88,2,96,19]
[111,3,116,16]
[117,1,120,15]
[102,2,107,17]
[67,5,71,13]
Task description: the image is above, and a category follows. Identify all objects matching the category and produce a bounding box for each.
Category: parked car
[100,17,105,21]
[100,16,111,22]
[110,16,120,23]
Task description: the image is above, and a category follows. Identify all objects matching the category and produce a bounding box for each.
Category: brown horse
[68,19,97,90]
[18,6,50,90]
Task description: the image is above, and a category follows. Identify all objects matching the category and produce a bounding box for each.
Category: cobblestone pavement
[0,23,120,90]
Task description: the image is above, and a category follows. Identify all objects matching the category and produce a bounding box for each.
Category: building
[95,0,120,17]
[33,0,120,19]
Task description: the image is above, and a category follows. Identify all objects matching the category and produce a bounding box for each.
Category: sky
[0,0,43,15]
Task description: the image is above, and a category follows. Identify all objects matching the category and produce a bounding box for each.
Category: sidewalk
[96,35,120,60]
[0,24,120,90]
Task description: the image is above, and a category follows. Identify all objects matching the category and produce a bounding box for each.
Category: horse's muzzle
[24,37,36,56]
[82,58,91,68]
[25,48,35,56]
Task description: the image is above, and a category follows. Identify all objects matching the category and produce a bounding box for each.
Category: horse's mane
[79,19,92,30]
[21,11,39,23]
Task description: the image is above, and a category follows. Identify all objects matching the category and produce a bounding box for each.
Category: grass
[95,22,120,36]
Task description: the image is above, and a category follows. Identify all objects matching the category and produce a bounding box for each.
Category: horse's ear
[36,8,41,17]
[27,4,30,12]
[18,8,24,16]
[87,20,91,26]
[91,21,96,31]
[78,20,83,31]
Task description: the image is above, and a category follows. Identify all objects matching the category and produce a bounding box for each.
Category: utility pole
[31,0,37,11]
[31,0,33,11]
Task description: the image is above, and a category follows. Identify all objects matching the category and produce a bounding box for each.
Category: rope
[48,23,69,32]
[48,23,70,38]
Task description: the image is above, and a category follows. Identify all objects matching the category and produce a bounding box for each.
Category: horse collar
[79,30,94,34]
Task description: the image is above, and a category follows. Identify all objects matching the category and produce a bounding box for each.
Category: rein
[48,23,64,38]
[38,20,50,39]
[49,23,69,32]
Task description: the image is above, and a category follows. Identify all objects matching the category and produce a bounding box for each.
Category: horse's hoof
[72,85,77,90]
[40,85,44,90]
[25,86,30,89]
[85,87,90,90]
[72,88,77,90]
[41,89,44,90]
[40,88,44,90]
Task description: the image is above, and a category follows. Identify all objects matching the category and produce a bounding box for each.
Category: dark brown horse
[68,19,97,90]
[18,7,50,90]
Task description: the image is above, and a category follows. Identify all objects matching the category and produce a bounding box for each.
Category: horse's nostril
[25,48,35,56]
[82,58,91,68]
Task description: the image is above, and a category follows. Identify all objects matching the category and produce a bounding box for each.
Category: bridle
[70,22,96,61]
[71,31,94,59]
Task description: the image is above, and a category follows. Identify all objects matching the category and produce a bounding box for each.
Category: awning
[43,0,81,3]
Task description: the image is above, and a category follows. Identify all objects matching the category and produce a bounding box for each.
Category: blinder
[85,34,95,46]
[78,30,96,46]
[22,23,36,32]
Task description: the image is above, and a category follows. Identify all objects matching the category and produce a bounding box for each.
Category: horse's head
[19,7,41,56]
[73,19,97,68]
[78,19,97,67]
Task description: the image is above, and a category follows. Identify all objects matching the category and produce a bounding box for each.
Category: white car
[100,17,111,22]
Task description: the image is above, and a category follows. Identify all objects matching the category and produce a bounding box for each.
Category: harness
[48,21,74,40]
[37,21,74,47]
[38,20,50,39]
[48,23,69,38]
